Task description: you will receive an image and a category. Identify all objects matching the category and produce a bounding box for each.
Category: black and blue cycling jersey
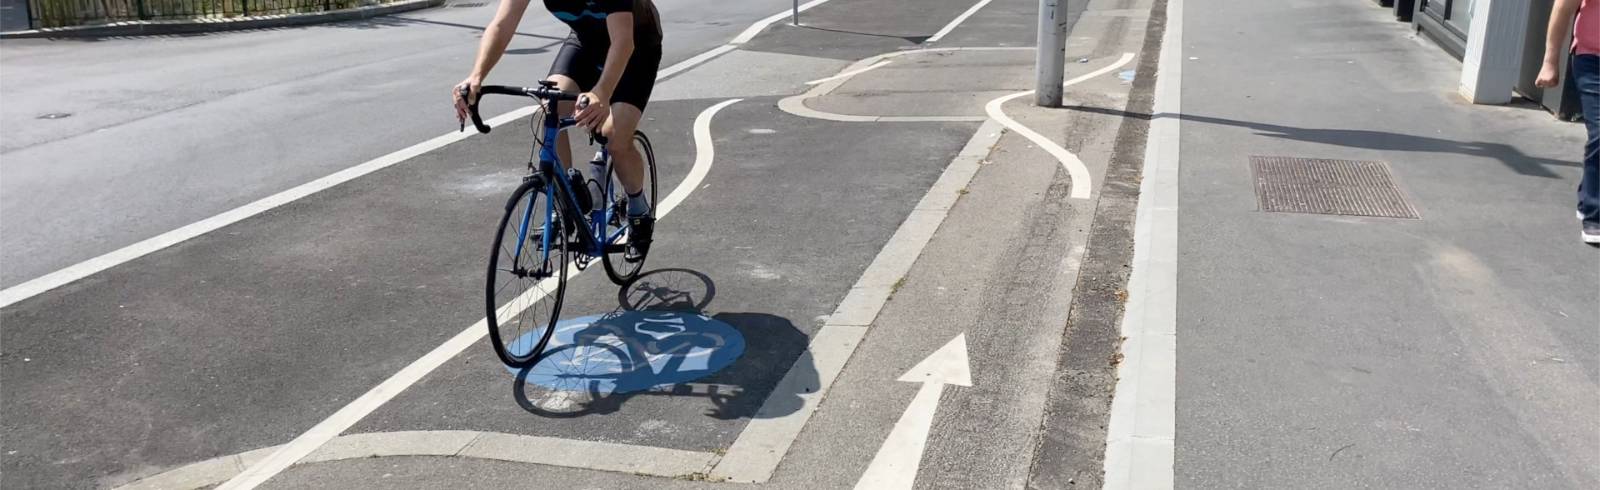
[543,0,662,50]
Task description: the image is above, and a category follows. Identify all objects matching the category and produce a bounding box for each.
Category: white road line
[853,334,972,489]
[731,0,835,44]
[658,99,739,217]
[0,0,844,310]
[708,119,1006,483]
[983,52,1136,200]
[779,47,1031,123]
[733,67,1138,488]
[926,0,995,43]
[0,106,527,309]
[778,95,987,123]
[1102,0,1180,488]
[658,44,738,80]
[216,99,741,490]
[805,60,892,85]
[116,430,717,489]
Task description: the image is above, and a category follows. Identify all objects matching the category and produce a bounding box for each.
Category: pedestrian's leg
[1573,55,1599,223]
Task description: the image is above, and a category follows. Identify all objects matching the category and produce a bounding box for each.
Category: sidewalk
[1168,0,1599,488]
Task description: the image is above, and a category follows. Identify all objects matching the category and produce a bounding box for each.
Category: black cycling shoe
[625,214,653,263]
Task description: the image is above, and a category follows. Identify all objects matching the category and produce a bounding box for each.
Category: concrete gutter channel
[0,0,443,39]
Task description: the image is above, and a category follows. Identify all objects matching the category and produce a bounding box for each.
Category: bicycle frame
[509,98,630,272]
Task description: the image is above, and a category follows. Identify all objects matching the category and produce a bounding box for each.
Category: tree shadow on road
[511,268,818,421]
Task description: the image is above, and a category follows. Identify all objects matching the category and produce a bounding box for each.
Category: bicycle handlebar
[459,84,580,134]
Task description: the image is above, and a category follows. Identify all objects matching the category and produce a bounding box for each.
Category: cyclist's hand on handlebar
[574,91,610,131]
[453,76,483,128]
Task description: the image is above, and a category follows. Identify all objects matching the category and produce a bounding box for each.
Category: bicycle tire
[486,178,568,368]
[602,131,659,285]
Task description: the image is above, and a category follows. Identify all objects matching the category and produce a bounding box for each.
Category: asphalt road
[0,0,1141,488]
[0,0,797,289]
[9,0,1596,489]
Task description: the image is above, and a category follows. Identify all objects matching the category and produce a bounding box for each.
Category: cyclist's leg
[605,102,652,260]
[546,33,600,170]
[603,103,646,195]
[601,46,661,200]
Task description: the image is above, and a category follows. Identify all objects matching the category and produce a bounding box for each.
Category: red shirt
[1578,0,1599,55]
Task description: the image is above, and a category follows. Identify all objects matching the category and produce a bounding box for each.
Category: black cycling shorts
[548,33,661,110]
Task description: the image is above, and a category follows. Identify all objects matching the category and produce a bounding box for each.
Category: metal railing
[26,0,396,29]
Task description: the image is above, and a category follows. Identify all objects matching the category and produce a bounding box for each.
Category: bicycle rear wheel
[602,131,658,285]
[486,179,568,368]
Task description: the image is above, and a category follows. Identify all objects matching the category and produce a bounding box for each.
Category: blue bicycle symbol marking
[508,311,746,395]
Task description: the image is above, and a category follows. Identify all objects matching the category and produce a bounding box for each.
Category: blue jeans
[1575,54,1599,223]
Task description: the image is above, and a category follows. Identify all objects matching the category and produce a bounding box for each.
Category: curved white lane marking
[806,60,892,85]
[659,98,741,216]
[778,95,988,123]
[983,52,1136,200]
[779,47,1032,123]
[216,99,743,490]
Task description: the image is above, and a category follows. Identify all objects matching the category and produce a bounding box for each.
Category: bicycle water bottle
[587,152,608,212]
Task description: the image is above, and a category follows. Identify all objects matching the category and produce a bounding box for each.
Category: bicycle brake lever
[458,86,492,134]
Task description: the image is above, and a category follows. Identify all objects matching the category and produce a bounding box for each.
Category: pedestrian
[1537,0,1600,244]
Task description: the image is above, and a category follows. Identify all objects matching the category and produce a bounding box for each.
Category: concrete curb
[0,0,443,39]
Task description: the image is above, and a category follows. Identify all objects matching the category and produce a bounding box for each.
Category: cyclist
[454,0,663,261]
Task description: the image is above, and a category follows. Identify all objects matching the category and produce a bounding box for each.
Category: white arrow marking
[854,334,972,490]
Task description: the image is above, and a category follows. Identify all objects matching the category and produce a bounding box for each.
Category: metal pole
[792,0,799,25]
[1034,0,1068,106]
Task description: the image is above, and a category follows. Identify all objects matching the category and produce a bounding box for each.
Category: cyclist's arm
[470,0,532,82]
[591,12,636,103]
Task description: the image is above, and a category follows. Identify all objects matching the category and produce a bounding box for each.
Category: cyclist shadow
[512,268,818,421]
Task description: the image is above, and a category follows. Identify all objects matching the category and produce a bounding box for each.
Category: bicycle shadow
[511,268,818,421]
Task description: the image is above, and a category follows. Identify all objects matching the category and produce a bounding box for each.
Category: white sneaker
[1584,222,1600,244]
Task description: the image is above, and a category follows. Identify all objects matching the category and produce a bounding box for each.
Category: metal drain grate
[1250,156,1419,219]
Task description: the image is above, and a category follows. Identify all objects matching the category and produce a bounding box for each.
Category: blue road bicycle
[461,82,658,368]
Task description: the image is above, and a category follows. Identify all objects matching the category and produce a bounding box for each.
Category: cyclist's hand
[575,92,610,131]
[454,76,482,126]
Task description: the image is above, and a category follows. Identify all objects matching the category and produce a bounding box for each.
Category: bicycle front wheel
[486,179,568,368]
[602,131,659,285]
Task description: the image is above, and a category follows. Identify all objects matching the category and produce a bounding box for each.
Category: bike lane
[0,0,998,488]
